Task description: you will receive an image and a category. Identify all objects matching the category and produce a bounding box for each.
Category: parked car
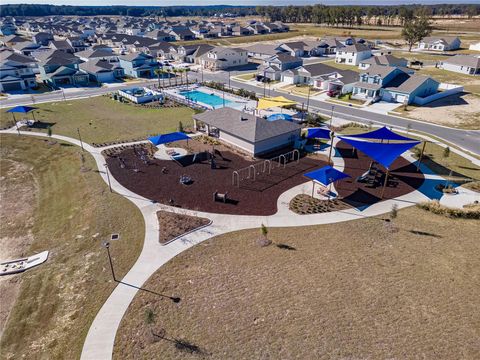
[327,89,340,97]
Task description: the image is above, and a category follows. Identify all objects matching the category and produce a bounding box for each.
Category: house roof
[361,55,407,67]
[79,59,120,73]
[193,107,300,143]
[361,65,402,78]
[243,44,279,56]
[343,43,370,53]
[75,48,114,59]
[421,36,459,45]
[443,54,480,68]
[385,74,438,94]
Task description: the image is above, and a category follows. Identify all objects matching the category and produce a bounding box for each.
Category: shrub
[417,200,480,219]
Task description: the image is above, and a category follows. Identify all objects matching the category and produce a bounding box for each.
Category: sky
[3,0,479,5]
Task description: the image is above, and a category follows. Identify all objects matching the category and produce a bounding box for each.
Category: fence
[413,85,463,106]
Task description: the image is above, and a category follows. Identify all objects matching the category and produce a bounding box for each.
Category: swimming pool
[180,90,232,109]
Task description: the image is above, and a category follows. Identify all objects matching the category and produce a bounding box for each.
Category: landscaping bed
[157,211,211,244]
[289,194,352,214]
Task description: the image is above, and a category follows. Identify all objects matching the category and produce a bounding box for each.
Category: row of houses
[3,15,289,42]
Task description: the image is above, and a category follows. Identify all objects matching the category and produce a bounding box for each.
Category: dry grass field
[0,135,144,359]
[114,206,480,359]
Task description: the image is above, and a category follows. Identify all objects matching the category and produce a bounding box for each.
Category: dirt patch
[0,159,37,337]
[157,211,211,244]
[400,93,480,129]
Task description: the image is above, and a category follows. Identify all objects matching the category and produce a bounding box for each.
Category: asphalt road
[1,71,479,155]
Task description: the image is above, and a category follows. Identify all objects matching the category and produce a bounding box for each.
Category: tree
[178,121,184,133]
[153,68,162,87]
[443,146,450,160]
[47,125,52,138]
[402,14,432,52]
[257,223,272,247]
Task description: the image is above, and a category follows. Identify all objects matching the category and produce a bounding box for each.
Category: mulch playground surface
[106,140,425,216]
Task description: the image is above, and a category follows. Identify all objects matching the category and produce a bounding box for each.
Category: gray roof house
[193,107,301,156]
[257,53,303,81]
[418,36,461,51]
[439,55,480,76]
[359,54,408,70]
[352,65,440,105]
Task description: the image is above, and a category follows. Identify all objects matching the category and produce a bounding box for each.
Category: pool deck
[164,85,256,110]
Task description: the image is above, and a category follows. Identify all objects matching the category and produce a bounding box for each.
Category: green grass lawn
[234,73,256,81]
[0,134,144,359]
[0,96,196,144]
[322,59,361,72]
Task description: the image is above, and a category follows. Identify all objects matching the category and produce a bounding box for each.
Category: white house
[469,42,480,52]
[193,107,301,156]
[439,55,480,76]
[358,54,408,70]
[418,36,461,51]
[335,43,372,66]
[200,47,248,71]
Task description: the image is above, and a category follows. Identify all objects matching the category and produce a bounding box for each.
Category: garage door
[395,94,407,103]
[2,82,22,91]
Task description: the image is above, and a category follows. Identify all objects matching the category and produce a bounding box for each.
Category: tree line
[0,4,256,18]
[256,4,480,27]
[1,3,478,24]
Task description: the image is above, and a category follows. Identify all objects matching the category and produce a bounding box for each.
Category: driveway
[367,101,401,114]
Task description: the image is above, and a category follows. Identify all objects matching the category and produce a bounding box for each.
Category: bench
[213,191,228,203]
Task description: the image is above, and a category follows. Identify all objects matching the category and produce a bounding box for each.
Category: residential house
[0,51,38,92]
[168,28,196,41]
[79,60,124,83]
[257,53,303,82]
[335,43,372,66]
[244,44,281,62]
[32,32,54,46]
[469,42,480,52]
[145,30,176,42]
[358,54,408,70]
[173,44,214,64]
[281,63,357,94]
[232,26,252,37]
[439,55,480,76]
[418,36,461,51]
[37,50,89,87]
[200,47,248,71]
[49,40,74,54]
[11,41,41,56]
[119,52,158,78]
[352,65,439,104]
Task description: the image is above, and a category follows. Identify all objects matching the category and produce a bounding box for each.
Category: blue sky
[4,0,478,5]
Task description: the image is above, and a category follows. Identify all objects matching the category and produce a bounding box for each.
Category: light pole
[227,70,231,90]
[77,127,84,152]
[306,86,311,113]
[330,105,334,127]
[222,84,226,107]
[263,71,267,98]
[102,241,116,281]
[61,88,66,101]
[104,163,112,192]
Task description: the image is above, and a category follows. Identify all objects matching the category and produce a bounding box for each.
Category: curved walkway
[0,127,472,360]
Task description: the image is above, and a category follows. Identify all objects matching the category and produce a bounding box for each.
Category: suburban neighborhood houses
[1,4,480,360]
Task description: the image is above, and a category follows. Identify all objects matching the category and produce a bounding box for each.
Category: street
[1,71,479,156]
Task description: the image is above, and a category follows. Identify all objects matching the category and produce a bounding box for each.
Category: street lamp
[77,127,84,152]
[227,70,231,90]
[306,86,311,113]
[330,105,335,127]
[102,241,116,281]
[104,163,112,192]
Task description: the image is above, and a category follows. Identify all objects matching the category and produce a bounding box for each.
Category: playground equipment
[232,149,300,187]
